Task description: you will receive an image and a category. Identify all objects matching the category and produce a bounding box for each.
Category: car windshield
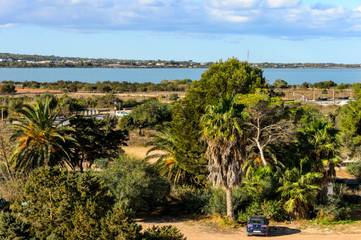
[249,219,265,224]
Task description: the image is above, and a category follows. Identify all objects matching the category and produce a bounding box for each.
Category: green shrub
[100,204,142,240]
[0,212,31,239]
[204,187,250,216]
[205,188,226,216]
[237,201,262,223]
[11,167,114,239]
[102,156,170,213]
[237,200,288,223]
[0,83,16,94]
[143,226,186,240]
[170,185,210,214]
[316,192,352,222]
[316,205,352,222]
[347,161,361,180]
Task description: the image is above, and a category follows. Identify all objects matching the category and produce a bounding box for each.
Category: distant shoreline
[1,66,361,69]
[1,53,361,69]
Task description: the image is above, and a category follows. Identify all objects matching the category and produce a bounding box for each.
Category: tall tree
[67,116,128,171]
[201,97,245,220]
[236,93,293,166]
[11,96,75,172]
[337,98,361,159]
[168,59,267,184]
[120,99,171,135]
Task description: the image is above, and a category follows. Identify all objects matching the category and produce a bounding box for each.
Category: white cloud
[0,23,15,28]
[266,0,300,8]
[0,0,360,37]
[208,8,251,23]
[356,5,361,12]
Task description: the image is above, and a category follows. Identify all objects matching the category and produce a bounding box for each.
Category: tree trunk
[225,187,234,221]
[256,141,267,166]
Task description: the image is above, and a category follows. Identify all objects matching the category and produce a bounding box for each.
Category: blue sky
[0,0,361,63]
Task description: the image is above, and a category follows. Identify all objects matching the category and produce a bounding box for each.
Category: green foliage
[337,99,361,157]
[278,166,322,219]
[18,79,192,93]
[237,200,286,223]
[295,107,339,180]
[170,185,210,214]
[273,79,289,88]
[102,156,170,213]
[347,161,361,180]
[205,188,227,216]
[11,96,75,172]
[0,83,16,94]
[312,80,337,89]
[143,226,186,240]
[167,58,267,188]
[11,167,114,239]
[100,204,142,240]
[67,116,128,170]
[120,99,171,135]
[0,212,31,240]
[189,58,266,108]
[316,185,353,222]
[147,128,204,185]
[164,100,207,185]
[204,187,249,217]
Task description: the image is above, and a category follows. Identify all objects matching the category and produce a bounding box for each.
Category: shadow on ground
[267,226,301,237]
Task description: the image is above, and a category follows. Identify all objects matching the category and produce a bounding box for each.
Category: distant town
[1,53,361,69]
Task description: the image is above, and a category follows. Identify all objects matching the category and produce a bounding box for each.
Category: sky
[0,0,361,63]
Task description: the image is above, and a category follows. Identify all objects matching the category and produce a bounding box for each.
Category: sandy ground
[139,218,361,240]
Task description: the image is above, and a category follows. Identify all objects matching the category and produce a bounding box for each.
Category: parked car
[246,216,269,236]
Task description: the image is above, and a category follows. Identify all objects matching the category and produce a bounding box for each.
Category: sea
[0,68,361,85]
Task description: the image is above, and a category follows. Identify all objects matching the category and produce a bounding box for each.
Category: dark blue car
[246,216,269,236]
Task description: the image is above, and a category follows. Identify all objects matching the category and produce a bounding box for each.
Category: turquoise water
[0,67,361,84]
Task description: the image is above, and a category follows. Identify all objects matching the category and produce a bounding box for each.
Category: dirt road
[139,218,361,240]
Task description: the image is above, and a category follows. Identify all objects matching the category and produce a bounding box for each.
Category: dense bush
[273,79,289,88]
[347,161,361,180]
[102,156,170,213]
[143,226,186,240]
[10,167,115,239]
[100,204,143,240]
[205,187,250,217]
[170,185,210,214]
[0,212,31,240]
[0,167,188,239]
[237,200,287,223]
[0,83,16,94]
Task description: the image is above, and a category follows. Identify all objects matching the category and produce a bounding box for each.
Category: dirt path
[139,218,361,240]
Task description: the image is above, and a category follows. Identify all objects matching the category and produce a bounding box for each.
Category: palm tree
[200,97,244,220]
[278,164,322,218]
[11,96,75,172]
[297,114,340,200]
[146,128,204,185]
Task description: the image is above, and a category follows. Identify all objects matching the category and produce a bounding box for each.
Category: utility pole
[247,50,250,62]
